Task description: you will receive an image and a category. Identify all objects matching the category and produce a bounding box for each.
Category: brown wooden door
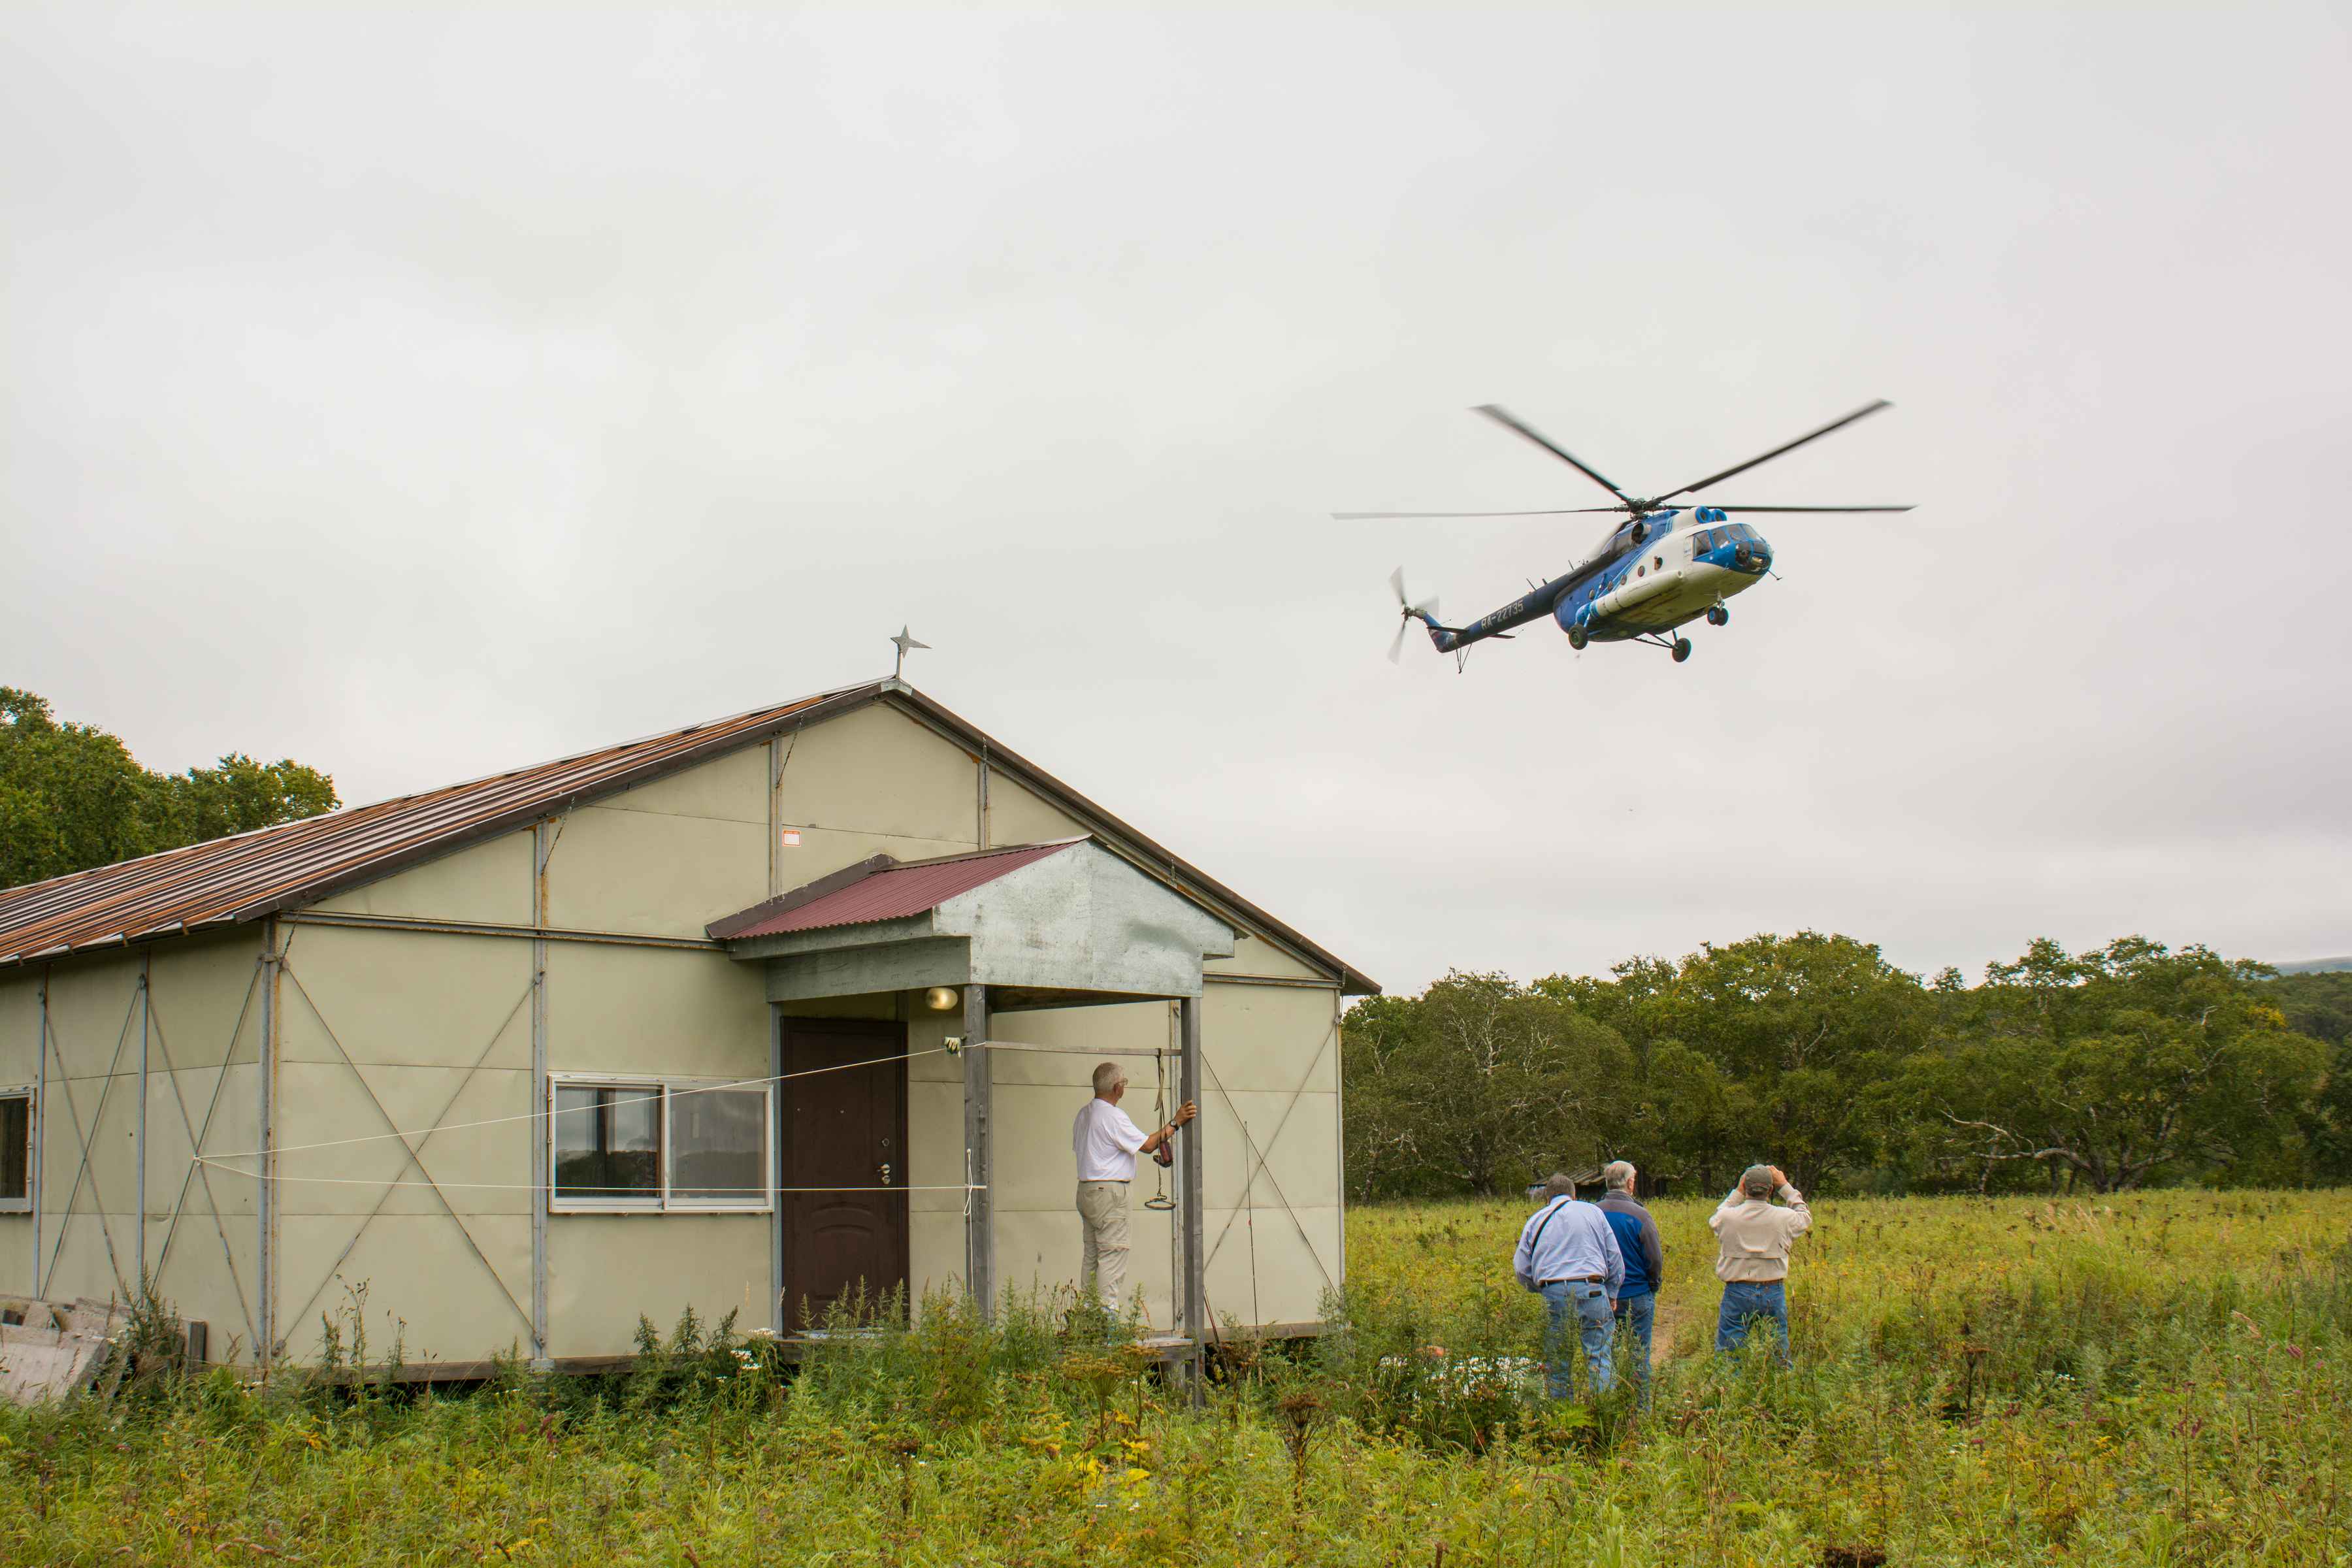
[779,1018,909,1329]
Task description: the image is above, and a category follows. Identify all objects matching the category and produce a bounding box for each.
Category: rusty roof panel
[0,685,879,966]
[0,681,1379,994]
[713,840,1082,941]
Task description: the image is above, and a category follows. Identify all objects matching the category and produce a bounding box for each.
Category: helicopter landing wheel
[1706,605,1728,627]
[1671,637,1692,663]
[1567,626,1588,651]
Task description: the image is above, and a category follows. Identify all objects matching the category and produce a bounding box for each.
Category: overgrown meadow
[3,1189,2347,1565]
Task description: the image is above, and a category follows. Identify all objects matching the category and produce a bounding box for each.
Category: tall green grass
[2,1191,2347,1565]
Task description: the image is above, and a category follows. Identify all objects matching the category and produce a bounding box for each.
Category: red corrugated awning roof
[708,840,1084,941]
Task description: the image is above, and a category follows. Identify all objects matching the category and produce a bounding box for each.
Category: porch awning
[708,838,1237,1008]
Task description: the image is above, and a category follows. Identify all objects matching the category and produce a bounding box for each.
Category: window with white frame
[548,1075,770,1213]
[0,1086,31,1214]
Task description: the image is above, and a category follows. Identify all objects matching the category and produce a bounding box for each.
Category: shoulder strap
[1524,1198,1570,1256]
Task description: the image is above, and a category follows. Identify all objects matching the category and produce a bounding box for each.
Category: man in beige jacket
[1709,1163,1810,1360]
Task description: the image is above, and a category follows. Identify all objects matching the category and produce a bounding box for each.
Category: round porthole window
[1654,555,1664,570]
[1637,564,1645,578]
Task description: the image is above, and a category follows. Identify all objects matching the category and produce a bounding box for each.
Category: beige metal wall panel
[308,831,534,926]
[547,1215,770,1357]
[144,1175,263,1360]
[1200,983,1340,1094]
[1205,939,1329,984]
[41,953,144,1081]
[984,772,1083,848]
[275,926,532,1070]
[1203,1204,1341,1328]
[542,804,766,939]
[779,702,983,847]
[546,943,766,1077]
[0,1222,26,1295]
[906,1209,965,1306]
[41,1226,133,1305]
[994,1205,1178,1328]
[146,933,267,1070]
[269,1062,532,1217]
[139,1064,268,1218]
[604,742,768,825]
[276,1211,534,1366]
[979,1002,1168,1086]
[146,1055,262,1308]
[0,972,37,1081]
[1196,1089,1339,1214]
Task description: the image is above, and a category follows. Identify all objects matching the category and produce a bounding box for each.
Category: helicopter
[1340,400,1912,668]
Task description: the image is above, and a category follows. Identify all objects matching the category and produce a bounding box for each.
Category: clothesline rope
[196,1042,964,1168]
[184,1162,985,1194]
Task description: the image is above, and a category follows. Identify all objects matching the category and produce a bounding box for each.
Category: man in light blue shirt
[1512,1173,1626,1398]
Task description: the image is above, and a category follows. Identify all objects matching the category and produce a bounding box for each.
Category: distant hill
[2276,956,2352,975]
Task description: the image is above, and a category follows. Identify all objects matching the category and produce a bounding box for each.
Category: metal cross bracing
[278,975,537,1347]
[275,960,538,1347]
[37,973,144,1300]
[1194,1015,1343,1337]
[145,960,264,1354]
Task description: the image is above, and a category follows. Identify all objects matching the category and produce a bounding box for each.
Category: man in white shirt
[1073,1060,1196,1316]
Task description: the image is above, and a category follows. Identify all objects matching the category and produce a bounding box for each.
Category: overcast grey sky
[6,3,2348,992]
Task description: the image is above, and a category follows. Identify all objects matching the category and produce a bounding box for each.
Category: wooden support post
[1178,992,1205,1403]
[962,983,992,1315]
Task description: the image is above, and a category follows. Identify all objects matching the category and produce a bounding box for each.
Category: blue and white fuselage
[1417,505,1771,656]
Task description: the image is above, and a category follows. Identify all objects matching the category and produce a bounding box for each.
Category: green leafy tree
[1902,938,2328,1192]
[1537,932,1929,1192]
[1343,972,1633,1199]
[0,687,338,889]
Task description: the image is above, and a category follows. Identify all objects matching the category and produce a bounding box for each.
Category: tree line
[1,687,338,889]
[1342,932,2351,1200]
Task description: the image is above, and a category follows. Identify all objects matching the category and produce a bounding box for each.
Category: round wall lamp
[923,986,962,1013]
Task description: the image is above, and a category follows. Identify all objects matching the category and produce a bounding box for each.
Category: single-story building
[0,679,1375,1373]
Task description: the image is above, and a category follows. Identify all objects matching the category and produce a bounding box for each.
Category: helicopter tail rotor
[1388,567,1442,663]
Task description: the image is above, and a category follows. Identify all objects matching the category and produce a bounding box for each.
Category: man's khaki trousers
[1077,1179,1132,1313]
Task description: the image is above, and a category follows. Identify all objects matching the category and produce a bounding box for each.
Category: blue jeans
[1613,1291,1656,1389]
[1540,1280,1614,1398]
[1716,1279,1790,1362]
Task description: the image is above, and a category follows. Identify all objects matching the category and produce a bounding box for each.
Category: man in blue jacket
[1596,1160,1665,1393]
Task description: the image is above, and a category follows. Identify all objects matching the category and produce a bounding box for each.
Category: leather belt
[1540,1275,1606,1285]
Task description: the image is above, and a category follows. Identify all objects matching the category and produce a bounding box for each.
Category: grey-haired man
[1709,1162,1810,1360]
[1072,1060,1196,1314]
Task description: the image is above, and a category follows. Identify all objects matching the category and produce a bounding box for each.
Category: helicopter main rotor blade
[1693,503,1915,513]
[1333,508,1622,519]
[1648,400,1893,505]
[1471,405,1639,508]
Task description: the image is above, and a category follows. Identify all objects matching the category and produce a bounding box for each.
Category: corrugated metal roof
[710,840,1083,941]
[0,684,880,966]
[0,681,1379,992]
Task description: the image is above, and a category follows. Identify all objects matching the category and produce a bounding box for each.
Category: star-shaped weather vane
[890,625,930,680]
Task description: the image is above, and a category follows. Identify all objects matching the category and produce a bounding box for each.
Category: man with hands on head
[1710,1162,1810,1361]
